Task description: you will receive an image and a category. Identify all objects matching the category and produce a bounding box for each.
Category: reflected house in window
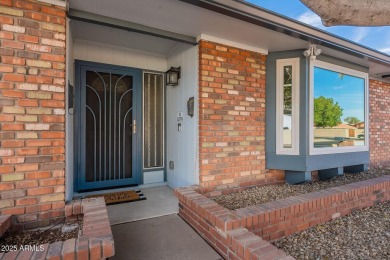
[313,123,365,148]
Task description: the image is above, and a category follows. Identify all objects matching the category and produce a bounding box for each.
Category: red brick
[2,40,24,49]
[3,74,25,82]
[370,80,390,167]
[41,100,64,108]
[41,132,65,139]
[15,180,38,189]
[18,34,39,43]
[27,187,54,196]
[2,207,25,215]
[14,0,41,11]
[51,201,65,209]
[25,11,50,22]
[53,93,65,100]
[2,140,24,147]
[42,115,64,123]
[62,238,76,260]
[0,82,14,89]
[40,147,65,155]
[2,157,25,164]
[17,148,39,155]
[0,31,13,39]
[16,198,38,206]
[40,53,65,62]
[0,183,14,191]
[198,40,268,191]
[0,115,14,122]
[1,90,25,98]
[0,47,14,56]
[0,0,66,229]
[26,75,53,84]
[0,15,13,24]
[26,171,51,179]
[0,0,12,6]
[1,56,25,65]
[25,203,51,213]
[26,140,52,147]
[102,240,114,258]
[18,99,39,107]
[41,6,66,17]
[89,239,102,260]
[0,65,13,73]
[76,238,89,259]
[0,166,14,174]
[2,123,24,131]
[15,164,39,172]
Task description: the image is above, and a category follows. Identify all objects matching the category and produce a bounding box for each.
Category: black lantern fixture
[166,67,181,86]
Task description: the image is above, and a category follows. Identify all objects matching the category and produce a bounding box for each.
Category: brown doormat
[87,190,146,205]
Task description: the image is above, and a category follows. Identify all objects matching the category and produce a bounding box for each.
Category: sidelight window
[276,58,300,155]
[143,73,164,169]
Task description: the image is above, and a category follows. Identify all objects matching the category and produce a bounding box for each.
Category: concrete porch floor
[107,185,221,259]
[110,214,222,260]
[107,185,179,225]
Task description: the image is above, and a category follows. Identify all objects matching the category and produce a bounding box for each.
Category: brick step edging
[175,175,390,259]
[0,197,114,260]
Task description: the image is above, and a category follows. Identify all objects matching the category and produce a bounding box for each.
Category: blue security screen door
[76,61,142,191]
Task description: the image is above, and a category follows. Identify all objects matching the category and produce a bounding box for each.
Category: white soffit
[72,20,179,56]
[197,34,268,54]
[38,0,67,8]
[69,0,307,53]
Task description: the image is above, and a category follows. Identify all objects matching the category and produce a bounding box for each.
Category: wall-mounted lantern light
[166,67,181,86]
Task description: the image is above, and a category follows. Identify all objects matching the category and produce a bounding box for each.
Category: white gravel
[273,201,390,260]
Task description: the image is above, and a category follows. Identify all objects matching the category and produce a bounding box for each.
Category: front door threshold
[73,182,168,199]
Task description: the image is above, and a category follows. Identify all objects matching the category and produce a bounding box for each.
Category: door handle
[133,119,136,134]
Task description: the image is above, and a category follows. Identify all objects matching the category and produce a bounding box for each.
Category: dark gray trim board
[266,152,370,172]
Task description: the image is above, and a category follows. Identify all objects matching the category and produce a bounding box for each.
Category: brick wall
[0,0,66,229]
[369,79,390,168]
[198,40,283,195]
[176,176,390,259]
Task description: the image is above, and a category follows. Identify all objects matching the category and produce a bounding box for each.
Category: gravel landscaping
[213,169,389,210]
[0,219,82,253]
[273,201,390,260]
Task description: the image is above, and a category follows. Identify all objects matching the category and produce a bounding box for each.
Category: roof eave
[180,0,390,66]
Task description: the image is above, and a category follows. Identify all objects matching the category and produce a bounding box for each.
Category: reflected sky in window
[314,67,365,122]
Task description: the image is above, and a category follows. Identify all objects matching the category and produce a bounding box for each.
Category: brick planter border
[0,197,114,260]
[175,175,390,259]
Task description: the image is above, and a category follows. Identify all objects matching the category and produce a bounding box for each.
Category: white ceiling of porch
[69,0,307,53]
[71,20,180,55]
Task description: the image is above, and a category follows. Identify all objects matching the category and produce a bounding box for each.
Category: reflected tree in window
[283,66,292,113]
[344,116,361,125]
[314,96,343,128]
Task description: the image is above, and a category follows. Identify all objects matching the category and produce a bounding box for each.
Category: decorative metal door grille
[143,73,164,168]
[85,71,133,182]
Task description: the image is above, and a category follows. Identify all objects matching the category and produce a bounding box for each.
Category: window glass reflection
[313,67,365,148]
[283,65,292,148]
